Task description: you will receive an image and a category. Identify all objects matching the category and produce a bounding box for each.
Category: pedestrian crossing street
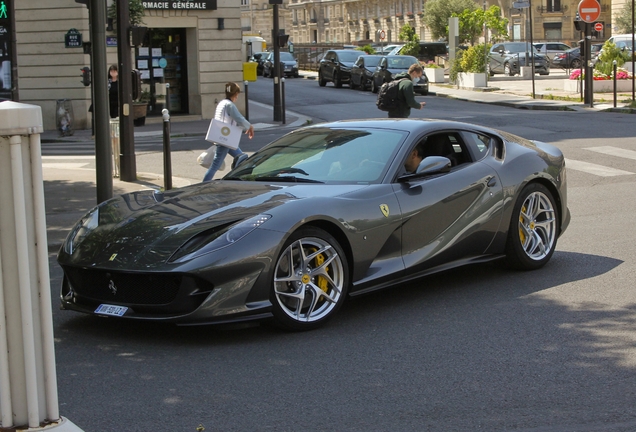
[41,144,636,178]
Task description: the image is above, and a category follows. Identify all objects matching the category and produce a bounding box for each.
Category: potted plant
[422,61,445,82]
[450,44,489,88]
[133,89,150,126]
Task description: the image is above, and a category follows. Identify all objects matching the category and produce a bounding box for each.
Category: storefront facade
[14,0,243,131]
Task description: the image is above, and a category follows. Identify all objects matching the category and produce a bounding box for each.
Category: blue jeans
[202,145,244,182]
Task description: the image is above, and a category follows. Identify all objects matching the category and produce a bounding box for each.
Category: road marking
[42,163,91,169]
[42,155,95,160]
[585,146,636,161]
[565,158,634,177]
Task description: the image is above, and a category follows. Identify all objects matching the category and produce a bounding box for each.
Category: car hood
[65,182,367,263]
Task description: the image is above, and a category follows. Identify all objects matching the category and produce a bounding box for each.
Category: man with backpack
[377,63,426,118]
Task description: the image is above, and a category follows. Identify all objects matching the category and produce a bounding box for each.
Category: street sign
[64,28,82,48]
[379,30,386,40]
[594,22,603,32]
[513,1,530,8]
[577,0,601,23]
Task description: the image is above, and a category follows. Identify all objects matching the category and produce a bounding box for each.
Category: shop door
[136,28,189,116]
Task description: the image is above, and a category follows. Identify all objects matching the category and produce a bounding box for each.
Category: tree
[614,1,635,34]
[108,0,146,28]
[423,0,477,41]
[453,6,509,44]
[398,24,420,57]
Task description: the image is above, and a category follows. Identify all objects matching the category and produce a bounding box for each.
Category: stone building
[12,0,244,131]
[243,0,616,50]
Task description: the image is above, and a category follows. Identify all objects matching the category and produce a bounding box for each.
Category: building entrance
[136,28,188,117]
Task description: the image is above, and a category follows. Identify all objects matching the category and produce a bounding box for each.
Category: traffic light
[131,69,141,101]
[80,66,91,86]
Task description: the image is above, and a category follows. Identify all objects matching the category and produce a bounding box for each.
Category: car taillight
[555,53,565,59]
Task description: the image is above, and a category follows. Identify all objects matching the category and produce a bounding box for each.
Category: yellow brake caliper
[311,248,329,294]
[519,205,533,244]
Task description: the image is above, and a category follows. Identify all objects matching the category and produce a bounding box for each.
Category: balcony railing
[537,4,568,13]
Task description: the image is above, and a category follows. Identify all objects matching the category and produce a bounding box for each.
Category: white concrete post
[0,101,83,431]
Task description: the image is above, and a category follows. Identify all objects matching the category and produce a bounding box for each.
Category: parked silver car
[488,42,550,76]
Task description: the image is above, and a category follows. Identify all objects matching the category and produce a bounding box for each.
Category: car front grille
[64,267,183,305]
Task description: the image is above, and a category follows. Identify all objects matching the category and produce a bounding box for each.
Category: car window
[492,44,504,53]
[365,56,382,68]
[280,52,295,61]
[416,132,470,168]
[338,51,364,62]
[461,131,493,161]
[227,127,407,184]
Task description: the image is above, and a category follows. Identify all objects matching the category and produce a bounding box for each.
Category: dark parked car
[262,52,299,78]
[318,49,365,87]
[57,119,570,331]
[488,42,550,76]
[533,42,571,65]
[370,55,429,95]
[552,47,582,69]
[250,51,269,75]
[350,55,384,90]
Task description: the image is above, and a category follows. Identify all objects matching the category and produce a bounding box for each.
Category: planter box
[564,79,634,93]
[425,68,445,83]
[457,72,486,88]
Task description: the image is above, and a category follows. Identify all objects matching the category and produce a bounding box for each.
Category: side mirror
[398,156,451,182]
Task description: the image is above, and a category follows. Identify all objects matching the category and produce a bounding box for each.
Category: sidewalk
[42,71,634,253]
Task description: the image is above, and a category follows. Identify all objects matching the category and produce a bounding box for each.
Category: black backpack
[376,78,408,111]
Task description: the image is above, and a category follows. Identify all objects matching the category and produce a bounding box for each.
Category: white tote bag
[197,145,226,170]
[205,101,242,150]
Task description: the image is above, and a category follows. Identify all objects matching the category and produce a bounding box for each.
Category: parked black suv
[318,50,366,88]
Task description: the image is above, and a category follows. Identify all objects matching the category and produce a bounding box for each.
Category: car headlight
[64,207,100,254]
[169,214,272,263]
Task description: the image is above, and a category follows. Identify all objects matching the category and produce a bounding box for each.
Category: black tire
[350,76,358,89]
[334,72,342,88]
[505,183,559,270]
[487,64,495,77]
[318,70,326,87]
[571,58,581,69]
[371,78,379,93]
[271,227,349,331]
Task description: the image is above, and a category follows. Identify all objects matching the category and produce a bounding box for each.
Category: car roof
[305,118,495,136]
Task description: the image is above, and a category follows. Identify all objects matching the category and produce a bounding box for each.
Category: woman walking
[202,82,254,182]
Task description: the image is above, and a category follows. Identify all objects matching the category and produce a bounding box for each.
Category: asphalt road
[49,77,636,431]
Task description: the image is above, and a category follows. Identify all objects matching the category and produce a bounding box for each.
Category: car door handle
[487,176,497,187]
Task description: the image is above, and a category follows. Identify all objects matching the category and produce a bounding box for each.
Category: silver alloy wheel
[517,191,557,261]
[274,236,345,323]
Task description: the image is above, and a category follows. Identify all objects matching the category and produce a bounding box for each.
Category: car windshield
[280,52,296,61]
[387,56,417,69]
[364,56,382,67]
[338,51,364,62]
[503,43,539,54]
[225,127,407,184]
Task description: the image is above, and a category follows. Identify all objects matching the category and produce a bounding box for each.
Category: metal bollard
[244,80,249,121]
[613,60,617,108]
[281,77,286,125]
[162,109,172,190]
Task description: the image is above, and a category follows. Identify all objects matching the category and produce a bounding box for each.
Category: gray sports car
[58,119,570,331]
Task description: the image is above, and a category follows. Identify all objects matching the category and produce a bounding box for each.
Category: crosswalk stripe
[585,146,636,161]
[565,158,635,177]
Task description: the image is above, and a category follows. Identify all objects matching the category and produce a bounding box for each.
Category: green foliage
[398,25,420,56]
[108,0,146,28]
[614,2,635,34]
[460,43,490,73]
[595,40,628,75]
[423,0,478,41]
[452,6,509,44]
[422,61,442,68]
[449,44,489,82]
[357,45,376,54]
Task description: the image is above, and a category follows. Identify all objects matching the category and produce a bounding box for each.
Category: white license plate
[95,304,128,317]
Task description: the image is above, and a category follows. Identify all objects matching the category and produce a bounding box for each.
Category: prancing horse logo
[108,280,117,295]
[380,204,390,218]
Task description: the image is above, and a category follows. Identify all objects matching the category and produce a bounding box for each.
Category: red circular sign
[379,30,386,40]
[594,22,603,31]
[578,0,601,23]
